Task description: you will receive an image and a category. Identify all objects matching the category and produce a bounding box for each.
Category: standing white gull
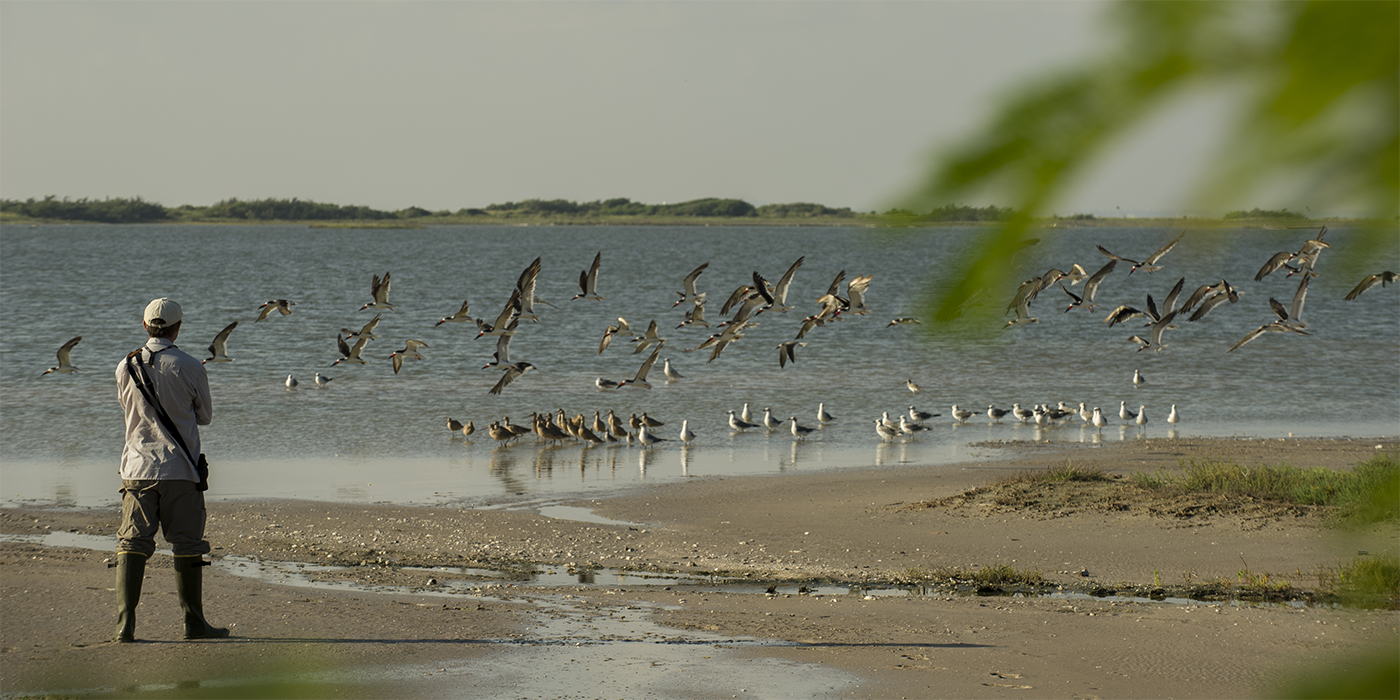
[790,417,817,439]
[727,409,758,431]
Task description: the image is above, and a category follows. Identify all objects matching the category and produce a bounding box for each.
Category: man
[112,298,228,642]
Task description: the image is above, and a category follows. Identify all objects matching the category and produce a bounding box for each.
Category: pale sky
[1,1,1239,216]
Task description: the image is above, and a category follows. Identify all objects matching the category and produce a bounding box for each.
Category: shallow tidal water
[3,223,1397,508]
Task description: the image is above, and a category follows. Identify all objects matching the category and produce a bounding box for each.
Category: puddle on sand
[2,531,1321,610]
[216,555,857,699]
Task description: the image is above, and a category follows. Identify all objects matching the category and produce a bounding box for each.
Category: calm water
[2,223,1396,508]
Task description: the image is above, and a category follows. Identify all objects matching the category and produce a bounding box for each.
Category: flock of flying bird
[36,228,1395,449]
[1001,226,1394,354]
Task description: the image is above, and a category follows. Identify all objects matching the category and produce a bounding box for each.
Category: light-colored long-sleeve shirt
[115,337,212,482]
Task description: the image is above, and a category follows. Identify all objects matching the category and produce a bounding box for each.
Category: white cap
[143,298,183,327]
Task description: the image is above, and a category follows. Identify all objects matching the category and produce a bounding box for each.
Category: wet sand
[3,437,1397,698]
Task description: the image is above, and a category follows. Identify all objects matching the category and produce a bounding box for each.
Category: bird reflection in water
[489,448,526,495]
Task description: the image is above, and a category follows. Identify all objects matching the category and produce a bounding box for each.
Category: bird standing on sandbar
[728,410,758,431]
[790,417,816,439]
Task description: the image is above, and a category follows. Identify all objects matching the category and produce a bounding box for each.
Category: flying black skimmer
[512,257,543,322]
[1059,259,1116,312]
[846,274,874,314]
[488,361,536,395]
[672,262,710,307]
[1226,316,1312,353]
[572,251,604,301]
[1096,230,1185,274]
[632,320,666,355]
[776,340,806,368]
[476,289,521,339]
[344,313,382,343]
[359,272,395,311]
[256,299,296,322]
[1344,271,1397,300]
[886,317,921,327]
[618,345,662,388]
[203,322,238,364]
[389,339,429,374]
[482,319,519,369]
[43,336,81,375]
[435,301,472,327]
[752,256,804,313]
[331,332,370,366]
[677,301,710,329]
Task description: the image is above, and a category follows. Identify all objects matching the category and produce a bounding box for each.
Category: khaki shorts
[117,479,210,556]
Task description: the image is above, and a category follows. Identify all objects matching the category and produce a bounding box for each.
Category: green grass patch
[1316,554,1400,609]
[994,462,1113,487]
[1129,454,1399,521]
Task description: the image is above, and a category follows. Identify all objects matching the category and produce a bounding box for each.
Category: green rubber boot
[174,556,229,640]
[112,552,146,643]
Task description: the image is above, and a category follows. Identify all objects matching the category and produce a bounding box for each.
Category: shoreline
[3,437,1396,698]
[3,215,1375,229]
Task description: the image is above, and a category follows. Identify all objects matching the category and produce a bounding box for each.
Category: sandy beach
[3,437,1396,698]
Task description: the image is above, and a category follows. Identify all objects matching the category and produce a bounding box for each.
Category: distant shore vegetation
[0,194,1358,227]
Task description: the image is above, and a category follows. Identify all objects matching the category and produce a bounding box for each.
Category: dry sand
[3,437,1396,698]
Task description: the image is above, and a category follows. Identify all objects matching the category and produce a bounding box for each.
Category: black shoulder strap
[125,349,198,470]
